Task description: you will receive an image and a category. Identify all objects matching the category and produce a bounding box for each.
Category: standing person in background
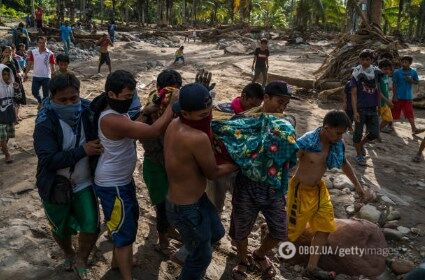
[252,38,270,88]
[97,34,113,74]
[107,20,116,44]
[60,21,74,55]
[3,45,27,121]
[0,65,20,164]
[391,55,425,134]
[35,6,44,31]
[13,22,31,50]
[24,36,56,109]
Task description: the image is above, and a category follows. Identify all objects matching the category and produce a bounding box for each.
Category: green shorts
[43,186,100,239]
[0,124,15,142]
[143,158,169,205]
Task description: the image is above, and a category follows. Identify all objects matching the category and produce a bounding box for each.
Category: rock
[420,246,425,258]
[293,264,303,272]
[329,189,342,196]
[382,228,403,241]
[381,195,396,205]
[376,270,397,280]
[342,188,351,195]
[384,220,399,229]
[358,204,382,223]
[391,259,415,275]
[386,209,401,222]
[224,42,249,55]
[324,176,334,189]
[9,181,34,195]
[412,224,425,236]
[335,274,351,280]
[346,205,355,215]
[333,175,355,190]
[397,226,410,235]
[292,219,387,277]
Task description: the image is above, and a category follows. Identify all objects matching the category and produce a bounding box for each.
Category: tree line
[1,0,425,40]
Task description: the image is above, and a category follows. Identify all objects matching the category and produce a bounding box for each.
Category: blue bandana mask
[50,100,82,129]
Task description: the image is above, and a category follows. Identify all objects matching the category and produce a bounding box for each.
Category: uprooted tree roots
[314,28,404,89]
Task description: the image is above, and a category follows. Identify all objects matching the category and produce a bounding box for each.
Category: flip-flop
[63,258,75,272]
[73,266,90,280]
[252,251,276,279]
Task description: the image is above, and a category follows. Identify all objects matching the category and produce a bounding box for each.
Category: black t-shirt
[254,47,269,69]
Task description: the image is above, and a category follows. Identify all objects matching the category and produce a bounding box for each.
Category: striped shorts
[230,173,287,242]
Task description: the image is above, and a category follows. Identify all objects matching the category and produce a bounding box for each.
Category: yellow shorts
[287,177,336,242]
[379,105,393,123]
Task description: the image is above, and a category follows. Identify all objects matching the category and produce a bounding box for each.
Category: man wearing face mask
[91,70,176,280]
[164,83,238,280]
[33,73,103,280]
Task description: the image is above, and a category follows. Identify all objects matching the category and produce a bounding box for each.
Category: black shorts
[230,173,287,242]
[99,52,111,65]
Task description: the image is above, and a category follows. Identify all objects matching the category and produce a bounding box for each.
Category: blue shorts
[94,181,139,247]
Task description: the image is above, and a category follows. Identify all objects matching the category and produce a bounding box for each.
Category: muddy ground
[0,27,424,280]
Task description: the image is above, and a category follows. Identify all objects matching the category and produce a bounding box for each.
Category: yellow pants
[379,105,393,123]
[287,177,336,242]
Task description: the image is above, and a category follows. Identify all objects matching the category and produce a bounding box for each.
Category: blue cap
[172,83,212,113]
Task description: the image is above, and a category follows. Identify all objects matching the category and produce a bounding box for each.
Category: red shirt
[35,9,43,20]
[230,97,245,114]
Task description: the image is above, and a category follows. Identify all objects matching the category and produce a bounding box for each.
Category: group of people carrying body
[25,61,375,280]
[1,39,424,280]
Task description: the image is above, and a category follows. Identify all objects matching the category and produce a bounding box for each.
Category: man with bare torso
[97,34,113,74]
[288,110,375,280]
[164,83,237,279]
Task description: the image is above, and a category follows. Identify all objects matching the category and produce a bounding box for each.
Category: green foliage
[0,4,26,18]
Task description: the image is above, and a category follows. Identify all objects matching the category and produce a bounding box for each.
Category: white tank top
[94,109,137,187]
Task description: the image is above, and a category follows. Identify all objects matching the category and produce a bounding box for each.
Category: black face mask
[107,95,133,114]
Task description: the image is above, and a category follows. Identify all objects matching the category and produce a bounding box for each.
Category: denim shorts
[166,193,224,279]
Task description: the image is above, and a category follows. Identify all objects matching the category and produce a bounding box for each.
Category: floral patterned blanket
[212,114,298,194]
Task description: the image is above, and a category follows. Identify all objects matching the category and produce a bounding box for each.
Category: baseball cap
[265,81,292,97]
[172,83,212,113]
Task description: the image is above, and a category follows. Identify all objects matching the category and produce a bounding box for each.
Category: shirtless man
[288,110,374,280]
[97,34,113,74]
[164,83,237,279]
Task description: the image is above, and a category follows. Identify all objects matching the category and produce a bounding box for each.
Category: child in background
[54,54,71,76]
[392,56,425,134]
[173,46,185,65]
[252,38,270,87]
[350,49,381,166]
[215,82,264,114]
[378,59,394,132]
[0,65,20,163]
[97,34,113,74]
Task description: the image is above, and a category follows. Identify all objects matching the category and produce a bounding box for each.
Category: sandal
[73,266,90,280]
[304,267,336,280]
[232,262,249,280]
[63,258,75,272]
[355,155,366,166]
[413,154,424,163]
[252,251,276,279]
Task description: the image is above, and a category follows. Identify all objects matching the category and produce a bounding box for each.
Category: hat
[172,83,212,113]
[265,81,291,97]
